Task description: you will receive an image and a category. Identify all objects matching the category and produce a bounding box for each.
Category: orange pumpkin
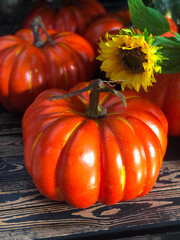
[22,80,168,208]
[0,18,95,112]
[140,73,180,136]
[24,0,106,35]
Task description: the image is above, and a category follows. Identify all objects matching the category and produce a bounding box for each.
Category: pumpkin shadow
[0,83,48,113]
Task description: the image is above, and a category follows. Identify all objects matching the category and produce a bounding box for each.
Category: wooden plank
[0,188,180,239]
[154,160,180,191]
[0,155,29,181]
[0,178,53,210]
[0,134,24,157]
[0,161,180,211]
[0,109,22,135]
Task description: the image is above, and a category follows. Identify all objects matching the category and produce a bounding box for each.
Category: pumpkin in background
[22,80,168,208]
[23,0,106,35]
[140,73,180,136]
[84,17,123,56]
[0,18,95,112]
[84,17,123,78]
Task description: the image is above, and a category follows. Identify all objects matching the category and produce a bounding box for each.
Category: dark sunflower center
[120,47,147,73]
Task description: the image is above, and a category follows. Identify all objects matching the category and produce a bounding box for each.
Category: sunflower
[97,29,165,92]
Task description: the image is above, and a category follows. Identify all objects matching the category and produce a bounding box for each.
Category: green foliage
[128,0,170,35]
[128,0,180,74]
[154,36,180,73]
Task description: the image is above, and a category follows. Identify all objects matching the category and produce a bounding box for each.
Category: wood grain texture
[0,157,180,239]
[0,155,29,181]
[0,135,24,157]
[0,188,180,239]
[0,160,180,211]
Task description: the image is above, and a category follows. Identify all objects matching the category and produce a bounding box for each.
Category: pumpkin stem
[31,16,55,48]
[86,80,127,119]
[50,79,127,119]
[87,88,107,118]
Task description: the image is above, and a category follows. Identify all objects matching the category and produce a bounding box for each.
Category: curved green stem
[51,79,127,119]
[169,30,180,37]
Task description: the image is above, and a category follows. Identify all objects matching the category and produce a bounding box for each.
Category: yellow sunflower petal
[97,28,165,92]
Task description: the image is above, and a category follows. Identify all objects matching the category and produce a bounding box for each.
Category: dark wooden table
[0,104,180,240]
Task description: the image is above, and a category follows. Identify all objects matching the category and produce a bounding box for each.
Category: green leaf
[128,0,170,35]
[154,36,180,74]
[160,48,180,73]
[154,36,180,48]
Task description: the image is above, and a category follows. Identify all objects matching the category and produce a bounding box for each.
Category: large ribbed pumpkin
[22,81,168,208]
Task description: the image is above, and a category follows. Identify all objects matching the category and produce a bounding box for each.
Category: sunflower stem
[169,30,180,37]
[31,16,55,48]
